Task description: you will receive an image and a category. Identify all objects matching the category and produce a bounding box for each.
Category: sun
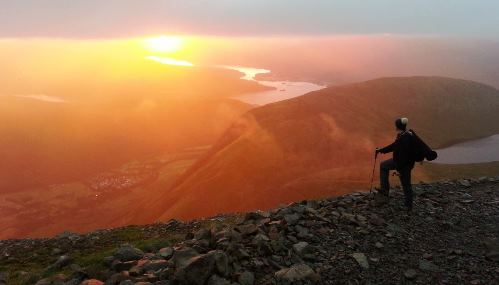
[144,36,183,53]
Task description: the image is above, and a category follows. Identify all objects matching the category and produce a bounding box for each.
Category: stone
[152,282,170,285]
[115,245,144,262]
[56,231,79,240]
[106,272,129,284]
[158,247,174,259]
[351,253,369,270]
[35,279,51,285]
[53,255,73,269]
[375,242,384,249]
[194,228,212,241]
[173,254,216,285]
[422,253,433,260]
[275,264,319,282]
[292,242,313,259]
[112,260,137,272]
[284,213,301,225]
[341,213,358,225]
[143,259,169,272]
[295,225,309,238]
[404,269,417,280]
[129,265,144,276]
[418,260,440,272]
[483,238,499,261]
[171,247,199,270]
[208,250,230,277]
[238,271,255,285]
[369,215,385,226]
[207,275,231,285]
[64,278,81,285]
[244,211,269,222]
[386,223,402,233]
[253,233,270,243]
[459,180,471,187]
[103,256,115,267]
[236,224,259,236]
[51,248,63,255]
[81,280,104,285]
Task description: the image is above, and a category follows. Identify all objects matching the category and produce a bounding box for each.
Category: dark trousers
[380,158,413,208]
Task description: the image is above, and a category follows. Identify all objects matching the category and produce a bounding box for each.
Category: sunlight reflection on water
[224,65,325,105]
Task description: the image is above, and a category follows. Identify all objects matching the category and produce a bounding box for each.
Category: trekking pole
[369,151,378,194]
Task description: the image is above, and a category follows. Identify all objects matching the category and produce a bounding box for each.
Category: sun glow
[144,36,184,53]
[145,56,194,67]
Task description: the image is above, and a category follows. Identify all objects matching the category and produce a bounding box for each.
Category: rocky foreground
[1,177,499,285]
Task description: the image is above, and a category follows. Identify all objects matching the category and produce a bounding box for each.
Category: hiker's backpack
[409,130,438,162]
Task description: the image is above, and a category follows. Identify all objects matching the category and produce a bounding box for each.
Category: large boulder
[171,247,199,270]
[114,245,144,262]
[173,250,229,285]
[173,255,215,285]
[158,247,174,259]
[194,228,212,241]
[275,264,319,282]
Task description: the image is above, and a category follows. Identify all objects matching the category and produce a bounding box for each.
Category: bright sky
[1,0,499,38]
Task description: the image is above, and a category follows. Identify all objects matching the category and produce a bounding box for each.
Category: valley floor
[0,177,498,284]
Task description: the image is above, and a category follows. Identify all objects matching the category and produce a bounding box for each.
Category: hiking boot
[374,193,390,206]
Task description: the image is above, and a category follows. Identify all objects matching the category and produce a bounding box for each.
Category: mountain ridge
[2,177,498,284]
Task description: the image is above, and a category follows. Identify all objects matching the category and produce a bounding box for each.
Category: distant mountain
[155,76,499,221]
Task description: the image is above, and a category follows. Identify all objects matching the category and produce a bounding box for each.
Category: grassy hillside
[155,76,499,222]
[0,97,253,193]
[0,57,273,193]
[0,147,212,239]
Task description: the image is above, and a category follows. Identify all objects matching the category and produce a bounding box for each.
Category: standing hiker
[375,117,415,210]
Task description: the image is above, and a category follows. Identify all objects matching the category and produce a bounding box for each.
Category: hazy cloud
[1,0,499,38]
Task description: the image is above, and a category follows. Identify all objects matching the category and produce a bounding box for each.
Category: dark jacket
[379,130,415,170]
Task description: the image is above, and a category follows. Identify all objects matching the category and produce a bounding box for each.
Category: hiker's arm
[378,142,395,153]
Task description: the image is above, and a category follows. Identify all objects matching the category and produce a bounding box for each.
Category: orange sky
[1,35,499,97]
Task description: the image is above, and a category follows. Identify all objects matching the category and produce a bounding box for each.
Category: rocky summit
[1,177,498,285]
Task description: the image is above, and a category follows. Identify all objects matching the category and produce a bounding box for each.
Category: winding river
[226,66,325,105]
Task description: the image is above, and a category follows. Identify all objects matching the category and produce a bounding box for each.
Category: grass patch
[0,216,235,284]
[134,237,173,253]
